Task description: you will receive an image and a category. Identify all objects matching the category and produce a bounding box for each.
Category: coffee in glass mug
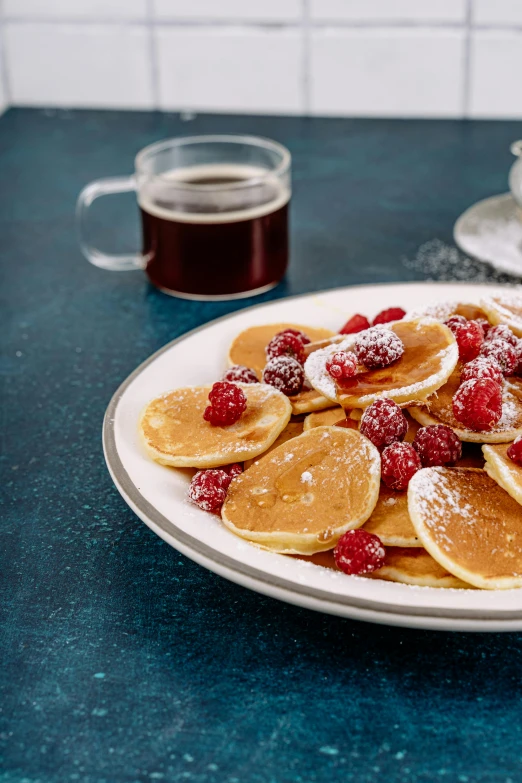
[77,135,291,300]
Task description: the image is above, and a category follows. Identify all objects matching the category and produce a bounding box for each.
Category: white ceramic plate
[103,282,522,632]
[454,192,522,277]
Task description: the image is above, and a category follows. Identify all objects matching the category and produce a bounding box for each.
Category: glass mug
[76,135,291,300]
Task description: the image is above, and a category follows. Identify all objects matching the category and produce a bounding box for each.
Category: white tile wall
[469,31,522,118]
[473,0,522,26]
[4,24,153,109]
[156,27,303,114]
[311,29,464,118]
[0,0,521,118]
[153,0,302,23]
[310,0,467,24]
[3,0,148,20]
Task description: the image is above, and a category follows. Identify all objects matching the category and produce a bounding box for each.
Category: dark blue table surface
[2,108,522,783]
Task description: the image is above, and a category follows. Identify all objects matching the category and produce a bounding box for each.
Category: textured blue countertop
[2,108,522,783]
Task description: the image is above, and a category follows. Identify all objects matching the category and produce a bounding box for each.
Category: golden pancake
[483,443,522,507]
[244,420,304,469]
[303,406,346,431]
[221,426,381,554]
[362,486,420,547]
[228,323,335,377]
[409,368,522,443]
[481,294,522,337]
[140,383,291,468]
[288,387,337,415]
[408,300,488,323]
[294,548,470,588]
[366,547,471,588]
[408,467,522,589]
[305,318,458,409]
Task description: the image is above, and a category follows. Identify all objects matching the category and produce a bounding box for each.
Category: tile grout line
[2,16,522,32]
[146,0,159,110]
[462,0,473,118]
[302,0,310,116]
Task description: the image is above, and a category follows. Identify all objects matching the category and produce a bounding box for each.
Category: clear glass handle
[76,175,145,271]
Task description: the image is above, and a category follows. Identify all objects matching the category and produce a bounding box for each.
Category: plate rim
[103,281,522,631]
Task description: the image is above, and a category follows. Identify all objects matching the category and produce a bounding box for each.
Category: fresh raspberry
[412,425,462,467]
[475,318,492,336]
[266,332,305,364]
[445,315,467,330]
[452,378,502,431]
[325,350,358,381]
[360,398,408,451]
[339,314,371,335]
[486,324,518,347]
[514,341,522,376]
[480,339,517,375]
[222,463,243,480]
[188,469,230,513]
[278,328,311,345]
[381,442,422,491]
[263,356,304,396]
[221,365,259,384]
[507,436,522,466]
[334,529,385,576]
[460,357,503,386]
[372,307,406,326]
[354,327,405,369]
[203,381,247,426]
[448,320,484,363]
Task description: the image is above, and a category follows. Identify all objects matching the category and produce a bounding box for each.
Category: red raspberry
[507,436,522,466]
[354,326,405,369]
[188,469,230,513]
[486,324,518,347]
[475,318,492,336]
[480,339,517,375]
[460,357,503,386]
[339,314,370,335]
[325,350,358,381]
[412,425,462,467]
[452,378,502,431]
[514,341,522,376]
[263,356,304,396]
[278,328,311,345]
[334,529,385,576]
[381,442,422,491]
[266,332,305,365]
[445,315,467,330]
[203,381,247,426]
[360,398,408,451]
[222,365,258,384]
[222,463,243,480]
[448,320,484,363]
[372,307,406,326]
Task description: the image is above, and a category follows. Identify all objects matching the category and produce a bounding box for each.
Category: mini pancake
[303,406,347,431]
[366,548,471,588]
[408,467,522,590]
[483,443,522,507]
[304,318,458,409]
[362,486,420,547]
[221,426,381,554]
[408,300,488,323]
[244,420,304,469]
[294,548,470,588]
[481,294,522,337]
[409,368,522,443]
[228,323,335,378]
[288,387,337,415]
[140,383,291,468]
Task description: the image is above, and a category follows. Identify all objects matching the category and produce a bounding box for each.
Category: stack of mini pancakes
[140,294,522,591]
